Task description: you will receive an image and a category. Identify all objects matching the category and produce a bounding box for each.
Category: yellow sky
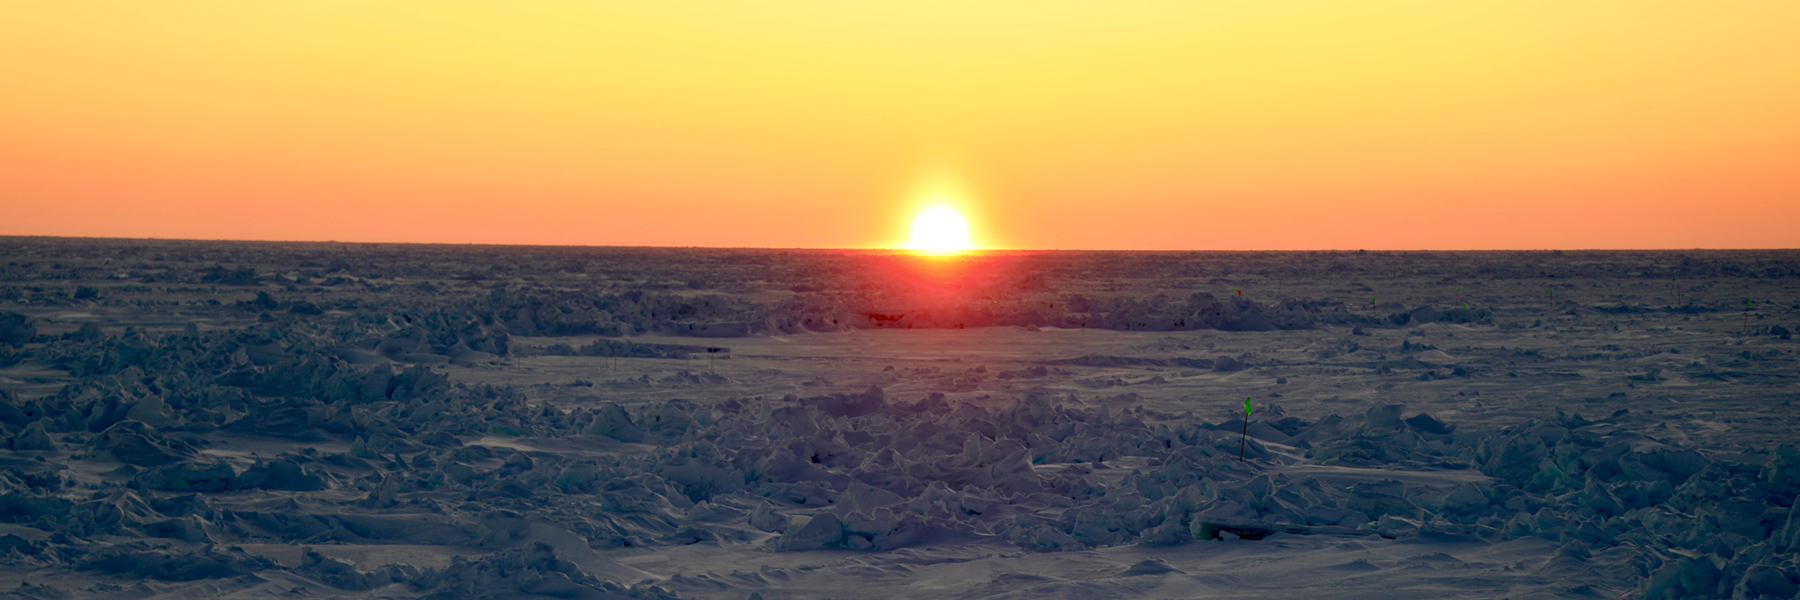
[3,1,1797,249]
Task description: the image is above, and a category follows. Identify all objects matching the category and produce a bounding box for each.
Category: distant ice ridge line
[455,287,1501,338]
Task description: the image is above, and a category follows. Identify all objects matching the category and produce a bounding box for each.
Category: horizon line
[0,234,1792,254]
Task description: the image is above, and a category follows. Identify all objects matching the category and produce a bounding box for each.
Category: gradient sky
[3,1,1797,250]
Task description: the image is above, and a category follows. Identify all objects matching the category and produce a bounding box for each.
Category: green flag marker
[1239,397,1251,461]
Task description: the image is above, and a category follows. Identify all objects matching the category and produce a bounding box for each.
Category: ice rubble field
[0,239,1797,599]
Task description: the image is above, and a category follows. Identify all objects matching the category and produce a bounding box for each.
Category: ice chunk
[235,457,329,491]
[132,461,236,492]
[843,507,902,539]
[659,454,746,502]
[1734,565,1799,599]
[86,420,197,466]
[405,542,678,599]
[7,421,56,451]
[1572,478,1622,518]
[776,513,844,551]
[362,473,399,508]
[1643,447,1710,483]
[124,396,179,430]
[1709,499,1772,539]
[75,545,276,581]
[1189,500,1258,539]
[0,312,35,344]
[1020,524,1084,552]
[1347,480,1412,519]
[1121,557,1185,576]
[749,502,791,532]
[587,403,645,443]
[1762,444,1800,486]
[837,482,906,516]
[1363,404,1405,430]
[1441,483,1490,515]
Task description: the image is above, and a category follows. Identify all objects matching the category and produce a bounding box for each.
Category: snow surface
[0,239,1796,599]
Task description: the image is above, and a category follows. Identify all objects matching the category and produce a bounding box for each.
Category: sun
[906,207,974,253]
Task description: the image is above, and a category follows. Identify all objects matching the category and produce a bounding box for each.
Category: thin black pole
[1239,419,1248,462]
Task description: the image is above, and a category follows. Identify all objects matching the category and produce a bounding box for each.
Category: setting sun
[906,207,974,253]
[3,2,1797,250]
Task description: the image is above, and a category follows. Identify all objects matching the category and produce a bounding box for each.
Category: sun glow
[906,207,974,253]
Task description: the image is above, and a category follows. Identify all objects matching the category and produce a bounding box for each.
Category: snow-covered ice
[0,239,1795,599]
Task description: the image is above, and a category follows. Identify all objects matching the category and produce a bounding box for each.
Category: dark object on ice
[72,323,105,341]
[248,291,279,310]
[1191,522,1281,541]
[569,338,724,359]
[1404,412,1455,435]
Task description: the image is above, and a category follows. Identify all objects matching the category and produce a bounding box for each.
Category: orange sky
[3,1,1797,250]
